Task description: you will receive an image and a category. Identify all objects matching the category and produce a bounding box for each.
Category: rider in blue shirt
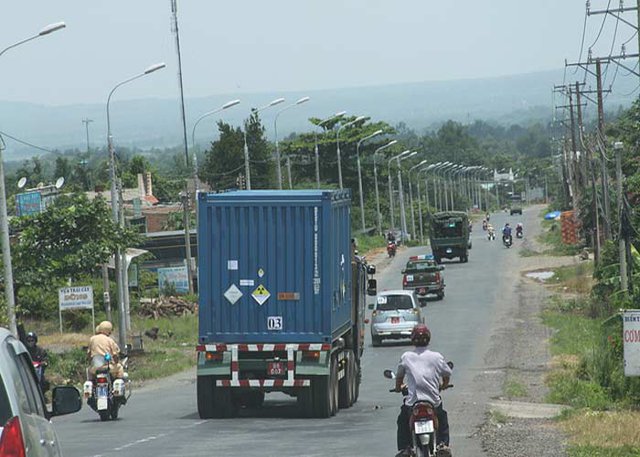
[502,223,512,242]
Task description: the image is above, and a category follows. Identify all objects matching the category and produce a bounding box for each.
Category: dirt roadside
[478,208,584,457]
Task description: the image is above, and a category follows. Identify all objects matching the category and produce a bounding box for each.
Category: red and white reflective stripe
[231,345,239,383]
[199,343,331,352]
[216,379,310,387]
[287,347,294,383]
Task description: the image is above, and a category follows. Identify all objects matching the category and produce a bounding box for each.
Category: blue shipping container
[197,190,353,344]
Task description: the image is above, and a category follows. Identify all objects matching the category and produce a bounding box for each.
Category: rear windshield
[405,261,437,273]
[0,372,12,427]
[433,218,464,238]
[376,295,414,311]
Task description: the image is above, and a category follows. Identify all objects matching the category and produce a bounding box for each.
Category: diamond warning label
[251,284,270,306]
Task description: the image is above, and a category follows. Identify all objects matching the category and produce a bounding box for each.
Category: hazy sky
[1,1,634,106]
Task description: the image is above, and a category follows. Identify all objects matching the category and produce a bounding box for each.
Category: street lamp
[408,159,428,240]
[373,140,397,235]
[1,21,66,336]
[313,111,346,188]
[191,99,240,148]
[397,152,418,242]
[417,163,438,242]
[273,97,310,189]
[336,116,366,189]
[244,98,285,190]
[436,162,456,211]
[388,150,411,230]
[107,62,166,345]
[355,129,383,232]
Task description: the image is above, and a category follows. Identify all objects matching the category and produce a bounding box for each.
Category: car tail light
[196,344,206,352]
[205,352,223,362]
[402,276,408,286]
[0,416,26,457]
[97,375,107,383]
[435,272,441,282]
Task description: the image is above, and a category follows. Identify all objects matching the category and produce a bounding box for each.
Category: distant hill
[0,69,636,161]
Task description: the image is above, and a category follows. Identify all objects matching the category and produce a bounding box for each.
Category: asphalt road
[53,209,536,457]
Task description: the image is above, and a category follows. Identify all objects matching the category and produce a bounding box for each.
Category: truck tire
[297,388,314,417]
[338,350,355,409]
[330,354,339,416]
[197,375,216,419]
[213,386,237,418]
[311,374,332,418]
[372,335,382,347]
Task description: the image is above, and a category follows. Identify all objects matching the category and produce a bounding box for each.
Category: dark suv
[402,255,446,303]
[510,206,523,215]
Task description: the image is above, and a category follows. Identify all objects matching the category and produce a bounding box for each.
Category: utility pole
[170,0,194,295]
[82,118,93,154]
[596,59,613,239]
[614,142,628,296]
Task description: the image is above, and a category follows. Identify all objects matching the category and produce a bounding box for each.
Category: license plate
[418,288,426,295]
[446,248,453,253]
[97,385,109,398]
[414,420,434,434]
[390,317,400,324]
[267,361,286,376]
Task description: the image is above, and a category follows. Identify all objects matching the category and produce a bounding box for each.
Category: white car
[368,290,423,346]
[0,327,81,456]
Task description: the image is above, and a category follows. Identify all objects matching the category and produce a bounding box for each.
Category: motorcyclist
[25,332,49,391]
[487,224,495,239]
[394,324,452,457]
[25,331,48,364]
[502,223,512,243]
[485,213,490,222]
[516,222,524,236]
[88,321,124,379]
[387,231,396,243]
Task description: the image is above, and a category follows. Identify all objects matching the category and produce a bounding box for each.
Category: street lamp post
[191,99,240,189]
[373,140,397,235]
[107,62,166,345]
[244,98,285,190]
[436,163,453,211]
[336,116,366,189]
[1,21,66,336]
[355,129,383,232]
[417,164,438,243]
[408,160,427,240]
[313,111,346,188]
[388,150,411,230]
[274,97,310,189]
[397,152,418,242]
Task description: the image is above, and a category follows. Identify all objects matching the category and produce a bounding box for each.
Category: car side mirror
[50,386,82,418]
[367,264,376,275]
[367,303,375,310]
[367,279,377,296]
[438,266,445,271]
[383,369,396,379]
[401,269,406,274]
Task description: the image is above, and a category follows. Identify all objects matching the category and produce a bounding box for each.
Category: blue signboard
[16,191,42,216]
[158,266,189,294]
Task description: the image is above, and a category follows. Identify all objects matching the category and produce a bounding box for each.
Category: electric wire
[572,10,590,75]
[0,130,57,153]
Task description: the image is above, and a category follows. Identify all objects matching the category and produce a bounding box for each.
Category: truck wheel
[197,375,216,419]
[297,388,314,417]
[338,350,354,409]
[213,386,237,418]
[372,336,382,347]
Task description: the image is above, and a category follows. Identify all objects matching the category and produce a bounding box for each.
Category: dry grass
[40,332,90,350]
[550,354,581,371]
[562,410,640,448]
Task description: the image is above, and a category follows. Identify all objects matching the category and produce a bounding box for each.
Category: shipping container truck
[195,190,377,418]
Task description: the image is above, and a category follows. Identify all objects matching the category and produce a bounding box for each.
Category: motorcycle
[482,221,487,231]
[487,230,495,241]
[83,353,130,421]
[516,225,523,239]
[387,241,397,258]
[384,363,454,457]
[503,234,513,248]
[32,360,49,393]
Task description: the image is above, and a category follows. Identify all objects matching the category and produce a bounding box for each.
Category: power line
[0,130,57,153]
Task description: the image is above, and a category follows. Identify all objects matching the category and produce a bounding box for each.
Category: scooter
[387,241,397,258]
[516,227,523,239]
[384,363,454,457]
[487,230,495,241]
[482,221,487,231]
[503,234,513,248]
[83,353,130,421]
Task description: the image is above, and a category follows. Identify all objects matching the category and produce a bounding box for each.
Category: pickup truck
[402,255,445,303]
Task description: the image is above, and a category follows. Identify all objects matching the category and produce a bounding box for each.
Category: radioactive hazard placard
[252,284,271,306]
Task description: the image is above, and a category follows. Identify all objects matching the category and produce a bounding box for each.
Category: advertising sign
[58,286,94,310]
[16,191,42,216]
[158,266,189,294]
[623,310,640,377]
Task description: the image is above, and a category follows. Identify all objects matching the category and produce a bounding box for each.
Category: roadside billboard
[158,266,189,294]
[58,286,95,333]
[623,310,640,377]
[16,191,42,216]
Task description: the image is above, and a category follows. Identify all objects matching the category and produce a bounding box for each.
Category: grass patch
[489,409,509,425]
[353,234,387,256]
[563,410,640,456]
[504,378,528,398]
[542,311,600,356]
[546,263,594,295]
[546,372,610,409]
[519,247,541,257]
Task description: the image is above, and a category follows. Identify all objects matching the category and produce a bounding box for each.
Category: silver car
[368,290,422,347]
[0,327,81,456]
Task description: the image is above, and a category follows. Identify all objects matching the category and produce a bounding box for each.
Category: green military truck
[429,211,470,263]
